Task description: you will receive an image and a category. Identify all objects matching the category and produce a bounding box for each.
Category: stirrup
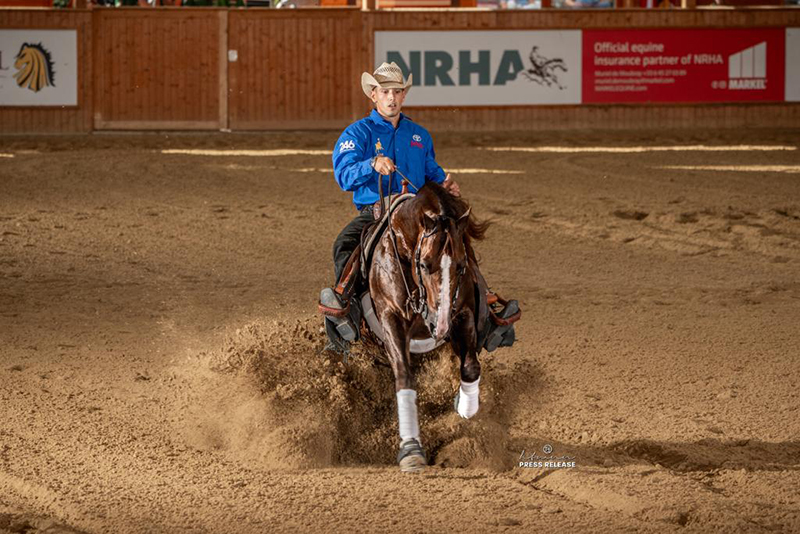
[489,296,521,326]
[319,288,357,342]
[484,299,519,352]
[319,287,350,318]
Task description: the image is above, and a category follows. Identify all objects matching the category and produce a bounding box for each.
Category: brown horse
[369,181,490,472]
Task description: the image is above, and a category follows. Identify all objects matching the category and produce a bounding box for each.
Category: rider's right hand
[372,156,396,176]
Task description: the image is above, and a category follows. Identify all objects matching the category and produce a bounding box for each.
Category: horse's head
[13,43,54,93]
[409,182,486,341]
[415,209,470,340]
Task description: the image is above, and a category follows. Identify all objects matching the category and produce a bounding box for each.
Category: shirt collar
[369,109,405,129]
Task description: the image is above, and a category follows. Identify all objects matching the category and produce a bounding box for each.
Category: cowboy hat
[361,62,413,99]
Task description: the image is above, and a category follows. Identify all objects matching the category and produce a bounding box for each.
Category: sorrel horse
[369,181,490,472]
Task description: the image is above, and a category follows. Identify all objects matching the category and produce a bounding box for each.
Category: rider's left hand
[443,174,461,197]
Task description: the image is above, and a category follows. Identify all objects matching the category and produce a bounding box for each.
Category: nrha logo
[728,42,767,90]
[387,47,567,88]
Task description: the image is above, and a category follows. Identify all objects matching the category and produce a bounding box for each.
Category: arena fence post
[218,8,229,131]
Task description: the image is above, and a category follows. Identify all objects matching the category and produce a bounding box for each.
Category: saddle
[317,193,415,320]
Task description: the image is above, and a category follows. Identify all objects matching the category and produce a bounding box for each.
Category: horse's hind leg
[451,310,481,419]
[381,312,427,472]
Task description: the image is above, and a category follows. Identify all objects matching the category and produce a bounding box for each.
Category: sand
[0,128,798,533]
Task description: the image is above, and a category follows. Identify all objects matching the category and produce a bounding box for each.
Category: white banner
[374,30,581,107]
[786,28,800,102]
[0,30,78,107]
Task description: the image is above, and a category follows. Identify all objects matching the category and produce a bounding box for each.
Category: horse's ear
[457,208,471,231]
[423,213,437,233]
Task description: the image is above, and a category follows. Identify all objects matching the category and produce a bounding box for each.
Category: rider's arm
[332,127,375,192]
[423,133,446,184]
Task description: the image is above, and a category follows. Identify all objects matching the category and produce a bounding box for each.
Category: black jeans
[333,207,374,283]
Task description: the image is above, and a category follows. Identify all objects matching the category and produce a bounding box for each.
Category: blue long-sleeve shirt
[332,110,447,210]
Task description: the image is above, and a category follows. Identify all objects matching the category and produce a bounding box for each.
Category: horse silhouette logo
[520,46,567,90]
[13,43,55,93]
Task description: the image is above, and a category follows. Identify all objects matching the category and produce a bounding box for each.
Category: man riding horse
[319,62,516,354]
[318,62,519,471]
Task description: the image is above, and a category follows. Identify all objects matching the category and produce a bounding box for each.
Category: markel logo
[387,46,568,88]
[728,42,767,90]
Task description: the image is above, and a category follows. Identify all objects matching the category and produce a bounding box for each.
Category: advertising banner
[786,28,800,102]
[583,29,785,104]
[374,31,582,106]
[0,30,78,107]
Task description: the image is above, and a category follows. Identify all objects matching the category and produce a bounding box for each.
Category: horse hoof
[399,454,427,473]
[397,438,427,473]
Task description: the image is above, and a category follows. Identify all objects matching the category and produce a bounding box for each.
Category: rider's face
[371,87,406,119]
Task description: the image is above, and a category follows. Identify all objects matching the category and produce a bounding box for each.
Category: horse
[368,181,490,472]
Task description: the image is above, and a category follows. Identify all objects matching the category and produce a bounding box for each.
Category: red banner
[583,29,785,104]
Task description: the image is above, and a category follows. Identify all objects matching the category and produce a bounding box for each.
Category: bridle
[409,223,465,318]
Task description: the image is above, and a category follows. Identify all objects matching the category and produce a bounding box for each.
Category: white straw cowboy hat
[361,62,413,99]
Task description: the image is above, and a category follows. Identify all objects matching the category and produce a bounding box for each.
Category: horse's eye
[420,262,430,273]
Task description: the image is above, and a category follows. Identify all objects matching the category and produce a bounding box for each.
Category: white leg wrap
[396,389,420,442]
[457,377,480,419]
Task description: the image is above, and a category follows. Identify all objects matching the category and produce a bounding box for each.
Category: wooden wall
[227,8,361,130]
[1,7,799,133]
[92,9,222,130]
[0,10,92,134]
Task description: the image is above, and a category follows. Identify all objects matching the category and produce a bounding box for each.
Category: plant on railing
[53,0,70,7]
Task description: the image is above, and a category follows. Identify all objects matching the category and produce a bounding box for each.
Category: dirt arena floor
[1,128,799,533]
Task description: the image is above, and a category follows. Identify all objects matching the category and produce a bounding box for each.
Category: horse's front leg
[381,311,427,472]
[451,309,481,419]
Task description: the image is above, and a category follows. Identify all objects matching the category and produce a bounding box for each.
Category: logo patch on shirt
[339,140,355,153]
[410,140,424,149]
[412,134,422,142]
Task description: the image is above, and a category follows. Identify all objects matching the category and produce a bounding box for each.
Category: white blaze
[436,254,452,338]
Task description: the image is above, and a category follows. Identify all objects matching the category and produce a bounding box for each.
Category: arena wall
[1,7,799,133]
[364,10,800,130]
[92,9,223,130]
[0,9,92,133]
[227,8,362,130]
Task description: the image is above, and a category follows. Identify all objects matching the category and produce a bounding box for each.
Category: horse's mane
[415,182,491,251]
